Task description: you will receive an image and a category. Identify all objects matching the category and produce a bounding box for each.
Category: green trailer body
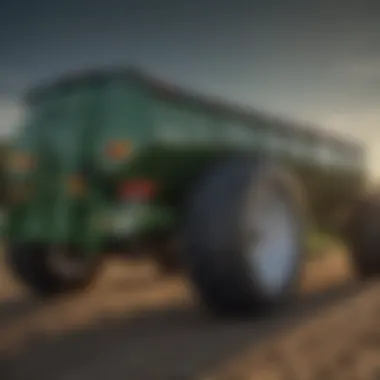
[4,67,374,312]
[6,68,365,246]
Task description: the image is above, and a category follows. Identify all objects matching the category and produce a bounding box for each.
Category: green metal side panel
[112,88,365,234]
[6,75,152,251]
[95,77,152,172]
[8,86,100,246]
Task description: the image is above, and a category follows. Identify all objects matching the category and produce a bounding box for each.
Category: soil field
[207,281,380,380]
[0,250,378,380]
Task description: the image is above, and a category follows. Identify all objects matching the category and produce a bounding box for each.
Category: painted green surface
[5,68,366,255]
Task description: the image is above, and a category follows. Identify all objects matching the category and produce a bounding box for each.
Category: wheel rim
[244,184,298,295]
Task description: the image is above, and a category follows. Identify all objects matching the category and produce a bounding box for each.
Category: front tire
[6,243,103,297]
[181,156,307,316]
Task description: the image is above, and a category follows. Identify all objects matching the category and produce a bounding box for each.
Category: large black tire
[6,243,104,297]
[343,193,380,279]
[181,155,307,316]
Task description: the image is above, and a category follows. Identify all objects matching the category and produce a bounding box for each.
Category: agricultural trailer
[4,67,378,315]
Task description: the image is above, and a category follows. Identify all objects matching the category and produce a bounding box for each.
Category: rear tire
[344,193,380,279]
[181,155,307,316]
[6,243,103,297]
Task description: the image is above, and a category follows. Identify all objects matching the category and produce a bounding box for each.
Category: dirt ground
[208,251,380,379]
[0,249,379,379]
[208,282,380,380]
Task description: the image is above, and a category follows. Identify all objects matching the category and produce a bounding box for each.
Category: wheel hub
[244,185,298,295]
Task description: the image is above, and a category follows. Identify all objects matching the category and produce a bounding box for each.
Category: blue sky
[1,0,380,175]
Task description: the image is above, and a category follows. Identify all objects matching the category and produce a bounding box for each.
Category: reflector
[105,140,132,160]
[118,179,156,199]
[8,152,35,172]
[68,175,85,196]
